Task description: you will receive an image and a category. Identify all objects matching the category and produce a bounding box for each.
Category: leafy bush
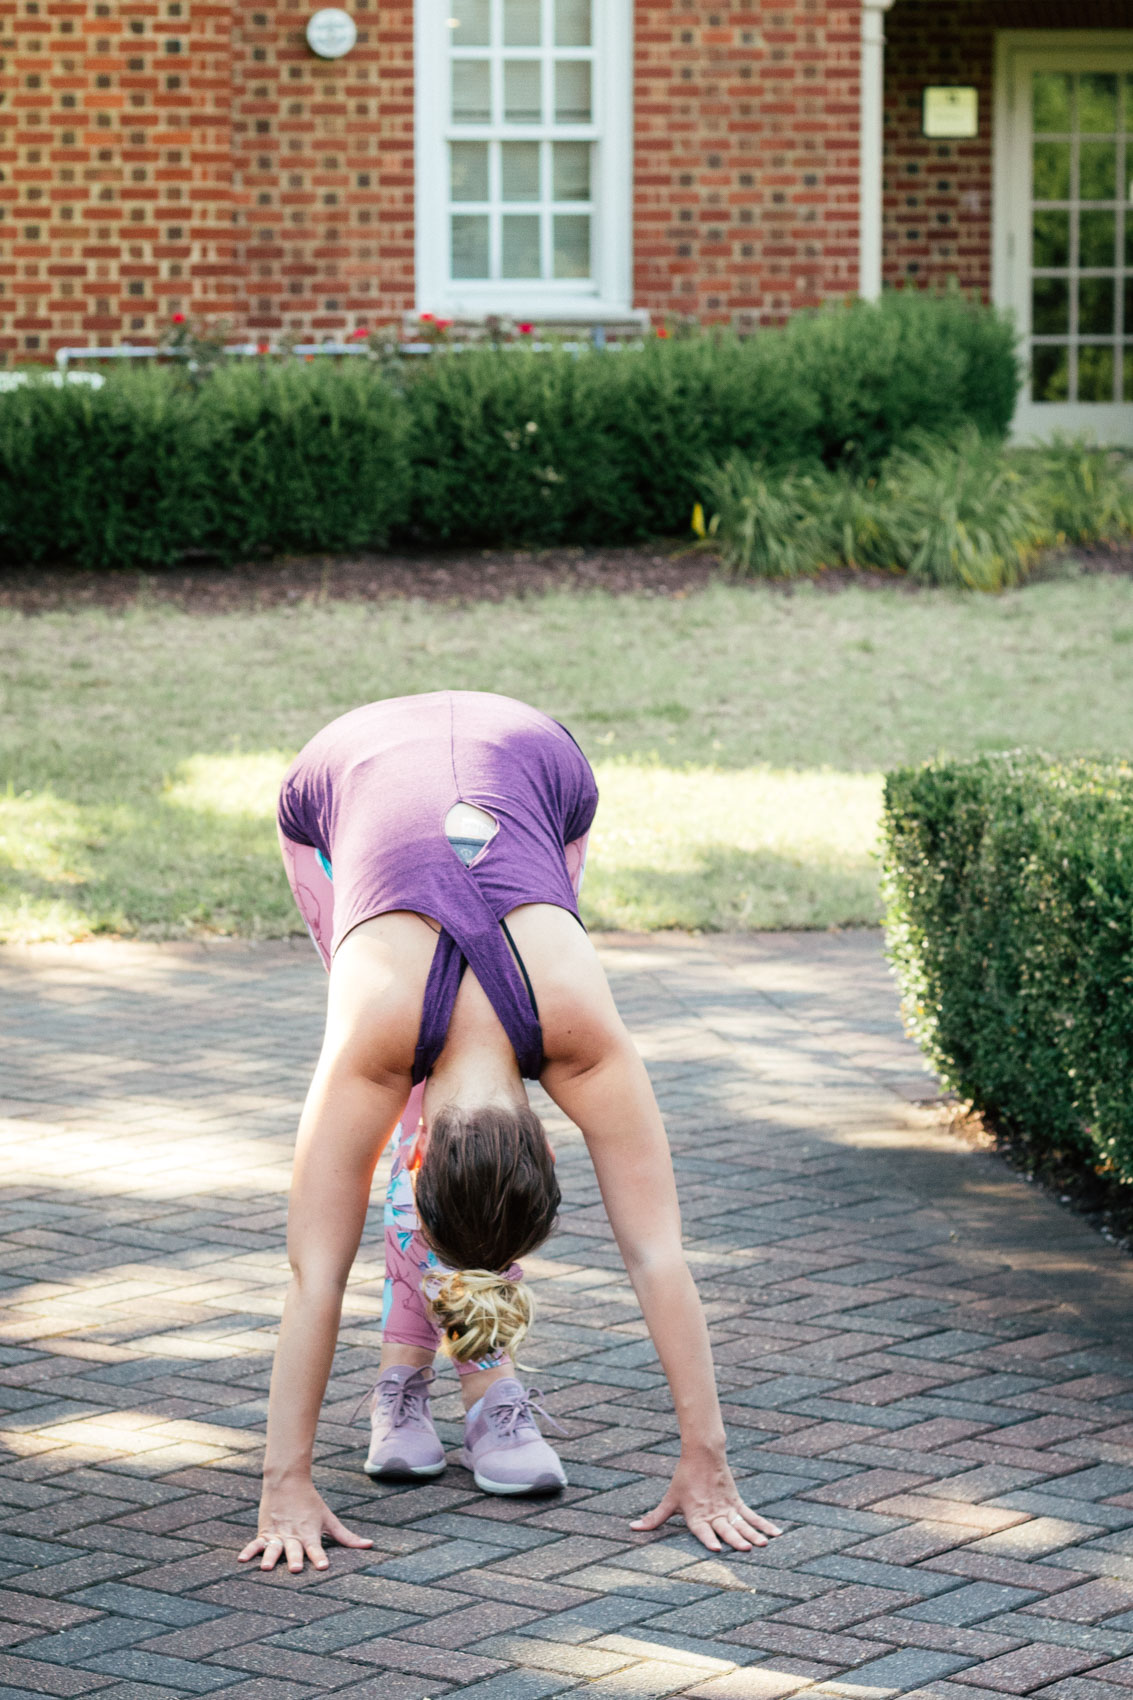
[706,430,1048,590]
[0,293,1020,569]
[882,752,1133,1189]
[0,363,411,569]
[771,288,1021,471]
[403,291,1020,546]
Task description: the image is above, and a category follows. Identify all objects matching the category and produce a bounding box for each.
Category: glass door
[997,39,1133,442]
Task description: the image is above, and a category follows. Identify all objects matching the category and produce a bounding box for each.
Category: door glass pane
[1080,276,1115,335]
[503,0,540,47]
[1080,142,1116,201]
[1126,278,1133,333]
[451,142,490,201]
[1078,73,1117,133]
[453,61,491,123]
[555,61,591,123]
[1033,141,1070,201]
[501,142,541,201]
[451,0,490,46]
[555,0,591,47]
[1125,74,1133,132]
[1033,209,1070,269]
[504,60,541,122]
[1032,344,1070,402]
[1124,345,1133,401]
[1077,344,1114,401]
[553,140,590,200]
[1033,72,1071,132]
[1033,276,1069,335]
[1127,222,1133,269]
[1079,209,1116,270]
[553,213,590,277]
[452,214,490,278]
[502,213,541,276]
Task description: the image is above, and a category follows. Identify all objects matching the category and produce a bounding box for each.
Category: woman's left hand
[630,1451,783,1553]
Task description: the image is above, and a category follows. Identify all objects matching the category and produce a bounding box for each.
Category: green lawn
[2,573,1132,941]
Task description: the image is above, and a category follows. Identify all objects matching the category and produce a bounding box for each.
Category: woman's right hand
[239,1477,373,1573]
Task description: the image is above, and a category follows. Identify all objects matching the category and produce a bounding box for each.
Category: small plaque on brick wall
[922,86,979,139]
[306,8,357,58]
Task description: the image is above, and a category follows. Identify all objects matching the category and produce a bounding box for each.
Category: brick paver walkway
[3,932,1133,1700]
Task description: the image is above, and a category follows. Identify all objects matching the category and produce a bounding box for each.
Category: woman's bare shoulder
[505,905,626,1067]
[323,911,437,1077]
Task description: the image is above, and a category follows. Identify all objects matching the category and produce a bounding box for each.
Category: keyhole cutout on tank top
[445,801,498,868]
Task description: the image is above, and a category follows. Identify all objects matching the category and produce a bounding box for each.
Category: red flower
[171,312,185,324]
[351,325,369,338]
[305,353,314,362]
[656,326,670,339]
[518,322,534,335]
[420,312,435,323]
[435,318,453,331]
[256,339,270,354]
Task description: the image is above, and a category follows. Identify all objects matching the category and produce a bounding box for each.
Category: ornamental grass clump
[877,428,1049,590]
[882,752,1133,1191]
[703,429,1053,591]
[698,460,836,578]
[1018,435,1133,545]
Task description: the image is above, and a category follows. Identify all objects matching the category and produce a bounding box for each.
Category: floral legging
[279,827,588,1376]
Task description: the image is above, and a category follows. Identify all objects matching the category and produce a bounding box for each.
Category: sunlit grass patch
[0,789,116,942]
[584,763,883,930]
[164,750,293,818]
[2,573,1133,940]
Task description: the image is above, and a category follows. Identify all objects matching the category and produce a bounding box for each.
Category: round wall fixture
[306,8,357,57]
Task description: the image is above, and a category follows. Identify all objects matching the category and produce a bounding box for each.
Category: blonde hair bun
[426,1268,536,1365]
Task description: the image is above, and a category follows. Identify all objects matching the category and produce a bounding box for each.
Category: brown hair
[414,1103,560,1363]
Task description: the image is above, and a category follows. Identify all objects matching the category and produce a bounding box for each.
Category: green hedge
[882,753,1133,1189]
[0,362,410,570]
[0,292,1020,569]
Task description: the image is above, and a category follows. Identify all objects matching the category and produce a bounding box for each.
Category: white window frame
[414,0,634,321]
[993,30,1133,443]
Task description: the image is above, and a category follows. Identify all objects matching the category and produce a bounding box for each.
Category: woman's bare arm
[531,922,780,1553]
[239,1054,411,1572]
[242,925,423,1573]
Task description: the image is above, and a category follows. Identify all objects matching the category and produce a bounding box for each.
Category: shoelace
[484,1386,566,1441]
[352,1367,434,1428]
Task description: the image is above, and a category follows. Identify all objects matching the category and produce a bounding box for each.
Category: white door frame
[993,31,1133,443]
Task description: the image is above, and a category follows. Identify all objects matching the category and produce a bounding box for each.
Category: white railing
[49,324,635,372]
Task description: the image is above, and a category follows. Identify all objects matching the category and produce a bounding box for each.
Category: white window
[415,0,633,321]
[994,33,1133,442]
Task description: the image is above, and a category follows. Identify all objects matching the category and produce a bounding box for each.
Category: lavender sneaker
[461,1377,567,1496]
[362,1365,446,1480]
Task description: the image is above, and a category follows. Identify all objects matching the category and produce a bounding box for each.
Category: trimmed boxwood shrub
[882,752,1133,1189]
[0,362,411,569]
[0,291,1020,569]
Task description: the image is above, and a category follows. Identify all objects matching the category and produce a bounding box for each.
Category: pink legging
[279,827,588,1375]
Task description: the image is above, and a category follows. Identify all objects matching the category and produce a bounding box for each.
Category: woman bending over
[241,690,781,1573]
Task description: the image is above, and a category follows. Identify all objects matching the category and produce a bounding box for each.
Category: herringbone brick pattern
[3,932,1133,1700]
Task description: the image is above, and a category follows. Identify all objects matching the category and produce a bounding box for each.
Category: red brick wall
[0,0,414,359]
[881,2,994,298]
[15,2,1123,357]
[634,1,862,326]
[0,0,238,357]
[230,0,414,338]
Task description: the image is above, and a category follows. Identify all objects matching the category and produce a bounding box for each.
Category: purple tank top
[278,691,598,1082]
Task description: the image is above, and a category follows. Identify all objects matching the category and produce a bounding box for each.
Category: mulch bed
[949,1104,1133,1256]
[2,538,1132,614]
